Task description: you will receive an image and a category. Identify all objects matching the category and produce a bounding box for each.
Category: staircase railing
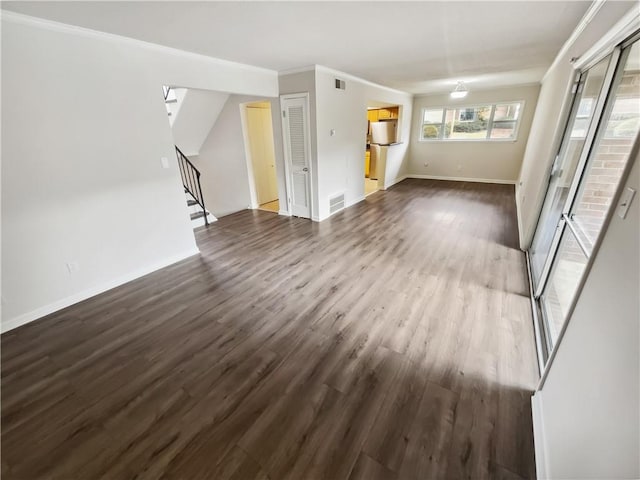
[175,146,208,226]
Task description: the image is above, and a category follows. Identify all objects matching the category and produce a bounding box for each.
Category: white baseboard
[405,174,517,185]
[515,184,526,251]
[384,174,409,189]
[347,195,366,207]
[278,210,291,216]
[531,392,548,479]
[1,247,201,333]
[312,195,366,223]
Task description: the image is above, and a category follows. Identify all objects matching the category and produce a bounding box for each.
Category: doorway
[365,104,400,196]
[243,101,280,213]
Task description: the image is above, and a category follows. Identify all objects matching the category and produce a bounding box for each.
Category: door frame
[280,92,314,219]
[239,100,284,212]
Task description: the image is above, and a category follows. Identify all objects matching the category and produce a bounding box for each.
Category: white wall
[170,88,229,156]
[0,12,278,331]
[532,149,639,479]
[314,66,413,221]
[409,85,540,184]
[193,95,287,218]
[279,66,412,221]
[516,1,638,249]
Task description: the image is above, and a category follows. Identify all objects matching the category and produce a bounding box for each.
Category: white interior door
[281,95,311,218]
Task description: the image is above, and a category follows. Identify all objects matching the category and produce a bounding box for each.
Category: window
[420,102,524,141]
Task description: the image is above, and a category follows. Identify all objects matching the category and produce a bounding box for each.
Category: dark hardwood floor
[1,179,539,479]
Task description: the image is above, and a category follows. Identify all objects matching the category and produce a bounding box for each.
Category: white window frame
[419,101,525,142]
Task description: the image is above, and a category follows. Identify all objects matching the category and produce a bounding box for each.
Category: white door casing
[261,107,279,202]
[281,94,312,219]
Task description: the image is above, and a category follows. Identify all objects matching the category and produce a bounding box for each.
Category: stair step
[190,211,207,221]
[187,199,198,207]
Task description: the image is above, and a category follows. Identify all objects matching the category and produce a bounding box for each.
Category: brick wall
[573,137,633,244]
[573,69,639,246]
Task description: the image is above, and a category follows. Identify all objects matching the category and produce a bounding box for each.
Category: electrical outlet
[160,157,169,169]
[66,261,80,274]
[457,164,462,171]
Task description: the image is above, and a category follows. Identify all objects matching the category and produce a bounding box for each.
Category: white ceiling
[2,1,597,93]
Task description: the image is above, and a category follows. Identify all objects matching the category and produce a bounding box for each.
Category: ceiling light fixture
[450,81,468,99]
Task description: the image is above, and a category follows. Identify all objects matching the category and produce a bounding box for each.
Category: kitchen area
[365,105,401,195]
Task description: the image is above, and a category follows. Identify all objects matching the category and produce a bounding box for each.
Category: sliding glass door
[529,56,612,288]
[531,34,640,361]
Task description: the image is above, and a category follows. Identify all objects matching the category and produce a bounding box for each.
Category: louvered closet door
[281,95,311,218]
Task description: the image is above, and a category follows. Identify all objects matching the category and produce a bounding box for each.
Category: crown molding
[541,0,607,83]
[278,64,412,97]
[278,65,316,76]
[315,65,412,97]
[573,4,640,70]
[0,9,278,77]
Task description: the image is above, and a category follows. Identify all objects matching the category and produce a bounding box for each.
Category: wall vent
[329,193,345,214]
[335,78,346,90]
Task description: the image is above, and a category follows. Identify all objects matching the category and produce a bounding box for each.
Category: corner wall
[408,85,540,184]
[314,66,413,221]
[0,13,279,331]
[279,67,413,222]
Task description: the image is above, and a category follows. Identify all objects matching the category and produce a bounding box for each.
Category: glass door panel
[529,56,612,287]
[538,37,640,355]
[540,230,589,347]
[569,40,640,252]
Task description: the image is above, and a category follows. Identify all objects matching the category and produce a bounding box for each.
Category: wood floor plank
[1,179,539,479]
[362,352,429,472]
[348,452,398,480]
[397,380,459,479]
[282,346,402,480]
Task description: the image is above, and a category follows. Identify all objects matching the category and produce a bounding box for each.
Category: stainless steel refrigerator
[370,120,398,145]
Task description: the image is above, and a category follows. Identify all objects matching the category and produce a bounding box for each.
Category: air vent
[329,193,345,214]
[335,78,346,90]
